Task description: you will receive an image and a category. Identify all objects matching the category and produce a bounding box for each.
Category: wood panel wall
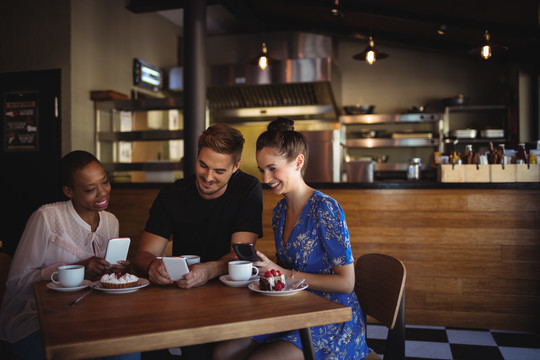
[109,187,540,332]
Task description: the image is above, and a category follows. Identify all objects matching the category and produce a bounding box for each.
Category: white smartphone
[162,257,190,281]
[104,237,130,265]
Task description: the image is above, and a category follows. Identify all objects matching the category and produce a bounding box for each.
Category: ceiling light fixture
[249,42,280,70]
[437,24,447,36]
[481,30,492,59]
[352,36,389,65]
[331,0,343,17]
[468,29,508,60]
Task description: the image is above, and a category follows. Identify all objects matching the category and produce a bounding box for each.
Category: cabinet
[340,113,443,172]
[94,96,184,183]
[443,105,508,153]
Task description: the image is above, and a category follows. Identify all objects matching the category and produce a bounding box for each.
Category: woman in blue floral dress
[213,118,370,360]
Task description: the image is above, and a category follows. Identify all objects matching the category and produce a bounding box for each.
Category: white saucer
[93,278,150,294]
[248,279,308,296]
[219,274,259,287]
[47,280,92,292]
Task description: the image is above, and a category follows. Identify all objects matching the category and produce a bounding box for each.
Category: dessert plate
[93,278,149,294]
[47,280,92,292]
[219,274,259,287]
[248,279,308,296]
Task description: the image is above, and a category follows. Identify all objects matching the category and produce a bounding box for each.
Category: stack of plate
[449,129,477,138]
[481,129,504,138]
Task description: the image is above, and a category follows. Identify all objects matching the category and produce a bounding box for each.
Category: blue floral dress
[252,191,370,359]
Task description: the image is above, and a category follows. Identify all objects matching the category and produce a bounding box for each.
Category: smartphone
[162,256,190,281]
[105,238,130,265]
[232,243,261,262]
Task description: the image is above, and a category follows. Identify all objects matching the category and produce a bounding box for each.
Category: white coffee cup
[50,265,85,288]
[228,260,259,281]
[180,255,201,266]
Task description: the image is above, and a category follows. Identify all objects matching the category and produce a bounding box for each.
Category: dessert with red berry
[100,273,139,289]
[259,269,286,291]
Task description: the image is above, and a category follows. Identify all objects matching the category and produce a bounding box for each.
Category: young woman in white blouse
[0,150,138,360]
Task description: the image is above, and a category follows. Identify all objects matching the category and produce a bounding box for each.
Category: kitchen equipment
[404,105,426,113]
[407,158,422,180]
[449,129,477,139]
[480,129,504,138]
[353,129,379,138]
[376,155,389,163]
[343,161,375,183]
[343,105,375,115]
[442,95,470,107]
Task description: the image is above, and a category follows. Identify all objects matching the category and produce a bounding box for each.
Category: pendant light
[331,0,343,17]
[249,42,280,70]
[468,29,508,60]
[352,36,389,65]
[481,30,492,59]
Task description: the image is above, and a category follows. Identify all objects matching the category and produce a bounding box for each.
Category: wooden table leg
[299,328,315,360]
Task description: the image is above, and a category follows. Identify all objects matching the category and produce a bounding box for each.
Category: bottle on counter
[529,151,538,164]
[463,144,474,164]
[515,143,527,164]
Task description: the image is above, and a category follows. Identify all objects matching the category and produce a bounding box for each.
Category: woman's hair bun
[268,117,294,133]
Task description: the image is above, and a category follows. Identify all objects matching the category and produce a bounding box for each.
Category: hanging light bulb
[481,30,492,59]
[352,36,389,65]
[258,42,269,69]
[331,0,343,17]
[468,29,508,60]
[249,42,280,70]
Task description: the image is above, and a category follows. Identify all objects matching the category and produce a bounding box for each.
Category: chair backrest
[0,252,12,304]
[355,253,406,330]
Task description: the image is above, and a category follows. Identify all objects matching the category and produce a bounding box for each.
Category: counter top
[111,181,540,190]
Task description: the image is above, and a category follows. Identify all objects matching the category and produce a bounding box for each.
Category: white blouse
[0,200,118,343]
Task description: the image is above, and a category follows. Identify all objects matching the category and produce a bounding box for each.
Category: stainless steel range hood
[206,32,341,123]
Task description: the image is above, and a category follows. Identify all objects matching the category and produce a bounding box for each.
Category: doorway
[0,69,63,255]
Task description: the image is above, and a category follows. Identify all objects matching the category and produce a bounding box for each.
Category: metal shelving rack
[340,113,443,151]
[94,96,184,177]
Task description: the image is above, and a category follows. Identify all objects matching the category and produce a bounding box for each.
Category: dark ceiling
[127,0,540,63]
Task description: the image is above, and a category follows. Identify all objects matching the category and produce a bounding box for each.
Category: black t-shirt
[144,170,263,262]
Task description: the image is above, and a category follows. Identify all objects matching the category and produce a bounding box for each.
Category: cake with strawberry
[259,269,286,291]
[100,273,139,289]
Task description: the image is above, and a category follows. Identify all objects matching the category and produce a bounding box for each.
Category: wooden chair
[355,253,406,360]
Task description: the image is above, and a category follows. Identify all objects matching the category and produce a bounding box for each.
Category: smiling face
[63,161,111,217]
[256,146,304,195]
[195,146,240,200]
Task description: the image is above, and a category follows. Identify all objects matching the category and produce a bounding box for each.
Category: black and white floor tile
[366,324,540,360]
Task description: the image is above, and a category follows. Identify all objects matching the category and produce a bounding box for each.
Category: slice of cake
[259,269,286,291]
[100,273,139,289]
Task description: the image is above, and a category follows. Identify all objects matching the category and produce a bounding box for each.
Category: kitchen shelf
[97,130,183,142]
[341,113,442,124]
[443,104,509,152]
[94,94,184,183]
[345,138,440,148]
[340,112,443,149]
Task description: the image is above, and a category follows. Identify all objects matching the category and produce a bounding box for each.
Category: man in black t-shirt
[134,124,263,290]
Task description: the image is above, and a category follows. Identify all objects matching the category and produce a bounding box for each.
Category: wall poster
[3,91,39,151]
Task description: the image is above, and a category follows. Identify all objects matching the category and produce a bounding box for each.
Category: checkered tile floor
[367,324,540,360]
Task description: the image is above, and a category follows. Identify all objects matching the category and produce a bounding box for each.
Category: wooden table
[35,279,352,360]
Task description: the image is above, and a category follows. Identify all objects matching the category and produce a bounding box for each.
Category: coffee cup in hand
[50,265,84,287]
[228,260,259,281]
[180,255,201,266]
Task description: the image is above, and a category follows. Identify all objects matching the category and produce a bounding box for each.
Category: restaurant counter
[108,181,540,333]
[111,180,540,190]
